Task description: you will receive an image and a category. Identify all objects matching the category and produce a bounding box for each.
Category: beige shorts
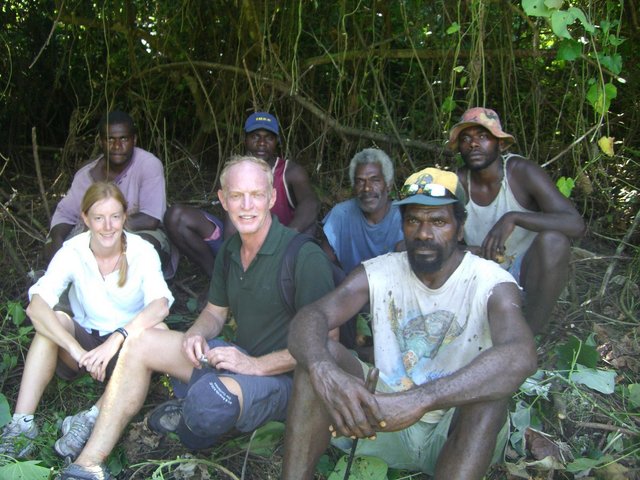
[331,360,508,475]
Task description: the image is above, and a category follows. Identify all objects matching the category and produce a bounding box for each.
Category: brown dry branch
[126,62,450,156]
[599,208,640,299]
[32,127,51,223]
[571,421,638,437]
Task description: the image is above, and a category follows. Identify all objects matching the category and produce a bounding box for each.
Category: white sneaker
[54,407,98,460]
[0,416,38,458]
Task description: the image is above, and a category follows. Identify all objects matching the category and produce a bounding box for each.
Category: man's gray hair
[220,155,273,191]
[348,148,394,186]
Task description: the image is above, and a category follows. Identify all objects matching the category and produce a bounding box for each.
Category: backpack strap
[222,246,232,284]
[278,233,315,317]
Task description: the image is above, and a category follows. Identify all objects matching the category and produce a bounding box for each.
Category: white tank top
[463,154,537,269]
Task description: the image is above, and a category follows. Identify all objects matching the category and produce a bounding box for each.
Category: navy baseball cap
[178,370,240,449]
[244,112,279,136]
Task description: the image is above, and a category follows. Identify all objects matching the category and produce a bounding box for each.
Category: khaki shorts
[55,316,121,382]
[331,360,508,475]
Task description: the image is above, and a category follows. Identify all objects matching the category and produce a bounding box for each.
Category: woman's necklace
[90,246,122,279]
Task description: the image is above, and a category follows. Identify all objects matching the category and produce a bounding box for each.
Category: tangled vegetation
[0,1,638,478]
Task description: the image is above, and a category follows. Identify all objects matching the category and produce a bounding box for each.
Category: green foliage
[556,176,575,198]
[555,335,599,370]
[445,22,460,35]
[556,39,582,61]
[356,314,372,338]
[569,365,616,394]
[6,300,26,326]
[566,454,614,473]
[235,421,285,456]
[0,394,10,427]
[0,460,51,480]
[586,82,618,114]
[626,384,640,409]
[327,455,388,480]
[522,0,554,17]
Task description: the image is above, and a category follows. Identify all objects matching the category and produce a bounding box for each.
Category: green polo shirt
[209,217,334,357]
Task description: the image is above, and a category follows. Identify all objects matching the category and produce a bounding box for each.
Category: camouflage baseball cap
[446,107,515,151]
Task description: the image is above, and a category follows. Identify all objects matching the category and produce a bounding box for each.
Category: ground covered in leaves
[0,169,638,480]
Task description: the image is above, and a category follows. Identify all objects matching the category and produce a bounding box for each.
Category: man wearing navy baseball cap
[164,111,320,278]
[243,111,280,136]
[282,167,536,480]
[241,111,319,235]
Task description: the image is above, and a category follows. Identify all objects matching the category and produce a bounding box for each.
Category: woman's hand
[78,334,123,382]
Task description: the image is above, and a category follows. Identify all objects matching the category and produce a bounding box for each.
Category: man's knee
[531,231,571,266]
[164,204,189,232]
[450,399,508,443]
[118,329,159,365]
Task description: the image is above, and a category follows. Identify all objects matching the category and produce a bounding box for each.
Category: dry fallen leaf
[525,428,572,463]
[597,136,615,157]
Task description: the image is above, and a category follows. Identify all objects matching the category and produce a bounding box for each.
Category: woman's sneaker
[58,463,112,480]
[0,416,38,458]
[54,407,98,461]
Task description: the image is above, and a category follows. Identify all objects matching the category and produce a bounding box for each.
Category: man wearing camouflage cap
[448,107,585,334]
[282,167,537,479]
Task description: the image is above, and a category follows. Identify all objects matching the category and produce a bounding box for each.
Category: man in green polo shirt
[59,155,335,480]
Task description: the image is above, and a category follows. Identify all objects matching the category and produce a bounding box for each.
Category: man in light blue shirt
[321,148,403,274]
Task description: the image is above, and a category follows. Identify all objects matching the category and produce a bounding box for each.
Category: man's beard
[406,239,445,274]
[356,193,381,214]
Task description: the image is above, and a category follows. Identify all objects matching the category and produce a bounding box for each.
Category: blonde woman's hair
[81,182,129,287]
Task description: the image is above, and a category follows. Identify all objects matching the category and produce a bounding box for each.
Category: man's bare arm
[288,265,370,368]
[182,302,229,368]
[479,159,585,258]
[285,162,320,233]
[508,159,585,238]
[45,223,74,262]
[207,347,296,376]
[126,212,160,231]
[287,267,386,437]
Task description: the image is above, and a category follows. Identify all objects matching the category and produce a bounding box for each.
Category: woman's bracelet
[115,327,128,340]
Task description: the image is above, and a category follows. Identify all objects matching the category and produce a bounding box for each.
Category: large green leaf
[556,39,581,61]
[544,0,564,9]
[566,454,613,473]
[509,401,531,455]
[328,455,388,480]
[551,10,575,39]
[570,364,616,394]
[597,53,623,75]
[0,461,51,480]
[522,0,553,17]
[586,82,617,114]
[567,7,594,32]
[555,335,599,369]
[237,421,285,456]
